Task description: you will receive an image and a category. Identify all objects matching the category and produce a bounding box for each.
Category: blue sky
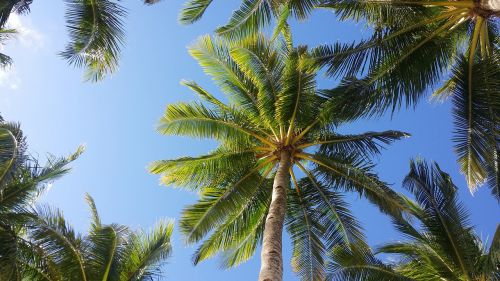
[1,1,498,280]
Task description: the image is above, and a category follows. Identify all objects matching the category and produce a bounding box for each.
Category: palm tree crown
[0,0,164,81]
[24,194,174,281]
[330,159,500,281]
[151,33,409,280]
[0,114,85,280]
[313,0,500,199]
[0,115,174,281]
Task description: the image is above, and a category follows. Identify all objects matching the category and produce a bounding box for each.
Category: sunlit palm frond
[60,0,126,82]
[286,185,326,281]
[180,168,269,245]
[328,245,410,281]
[157,102,273,146]
[119,219,173,281]
[0,127,19,184]
[29,205,88,281]
[192,182,270,266]
[302,130,410,158]
[275,47,317,138]
[215,0,273,40]
[179,0,213,24]
[445,53,500,197]
[302,152,406,216]
[402,159,481,279]
[328,159,495,280]
[149,146,256,189]
[188,35,260,116]
[230,35,285,130]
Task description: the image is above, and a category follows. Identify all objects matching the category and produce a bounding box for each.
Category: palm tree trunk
[258,150,291,281]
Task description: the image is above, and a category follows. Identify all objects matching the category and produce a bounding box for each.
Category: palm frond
[149,146,256,189]
[302,130,410,158]
[447,53,500,197]
[188,35,260,117]
[403,159,479,279]
[215,0,272,40]
[294,168,367,251]
[192,182,270,266]
[0,0,33,27]
[275,47,317,137]
[0,127,19,183]
[119,219,173,280]
[157,102,273,146]
[328,246,410,281]
[230,35,284,131]
[60,0,126,82]
[180,168,268,244]
[86,224,127,281]
[286,181,326,281]
[300,152,406,216]
[29,205,88,281]
[179,0,213,24]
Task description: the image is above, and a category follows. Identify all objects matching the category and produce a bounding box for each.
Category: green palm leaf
[328,159,498,280]
[215,0,272,39]
[179,0,213,24]
[286,185,326,281]
[60,0,126,82]
[447,53,500,198]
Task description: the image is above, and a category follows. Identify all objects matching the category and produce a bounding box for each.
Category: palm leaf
[119,219,173,280]
[0,127,18,184]
[286,183,326,281]
[447,54,500,197]
[149,146,256,189]
[215,0,272,40]
[179,0,213,24]
[60,0,126,82]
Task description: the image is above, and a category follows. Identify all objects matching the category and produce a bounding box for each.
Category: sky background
[1,1,498,280]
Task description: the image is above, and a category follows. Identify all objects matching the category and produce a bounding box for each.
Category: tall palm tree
[329,159,500,280]
[313,0,500,200]
[0,114,84,280]
[150,33,408,281]
[0,0,161,81]
[23,194,174,281]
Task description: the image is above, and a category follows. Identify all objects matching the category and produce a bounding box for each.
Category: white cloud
[0,14,45,89]
[0,65,21,90]
[5,13,45,50]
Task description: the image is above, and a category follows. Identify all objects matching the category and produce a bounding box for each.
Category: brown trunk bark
[258,151,291,281]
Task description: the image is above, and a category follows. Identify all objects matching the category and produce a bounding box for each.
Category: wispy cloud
[0,65,21,90]
[5,13,45,50]
[0,14,45,89]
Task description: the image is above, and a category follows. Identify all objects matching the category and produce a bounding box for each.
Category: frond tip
[60,0,126,82]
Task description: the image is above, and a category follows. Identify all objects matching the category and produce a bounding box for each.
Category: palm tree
[0,115,84,280]
[23,194,174,281]
[329,159,500,280]
[0,0,162,81]
[313,0,500,200]
[150,33,408,281]
[0,115,174,280]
